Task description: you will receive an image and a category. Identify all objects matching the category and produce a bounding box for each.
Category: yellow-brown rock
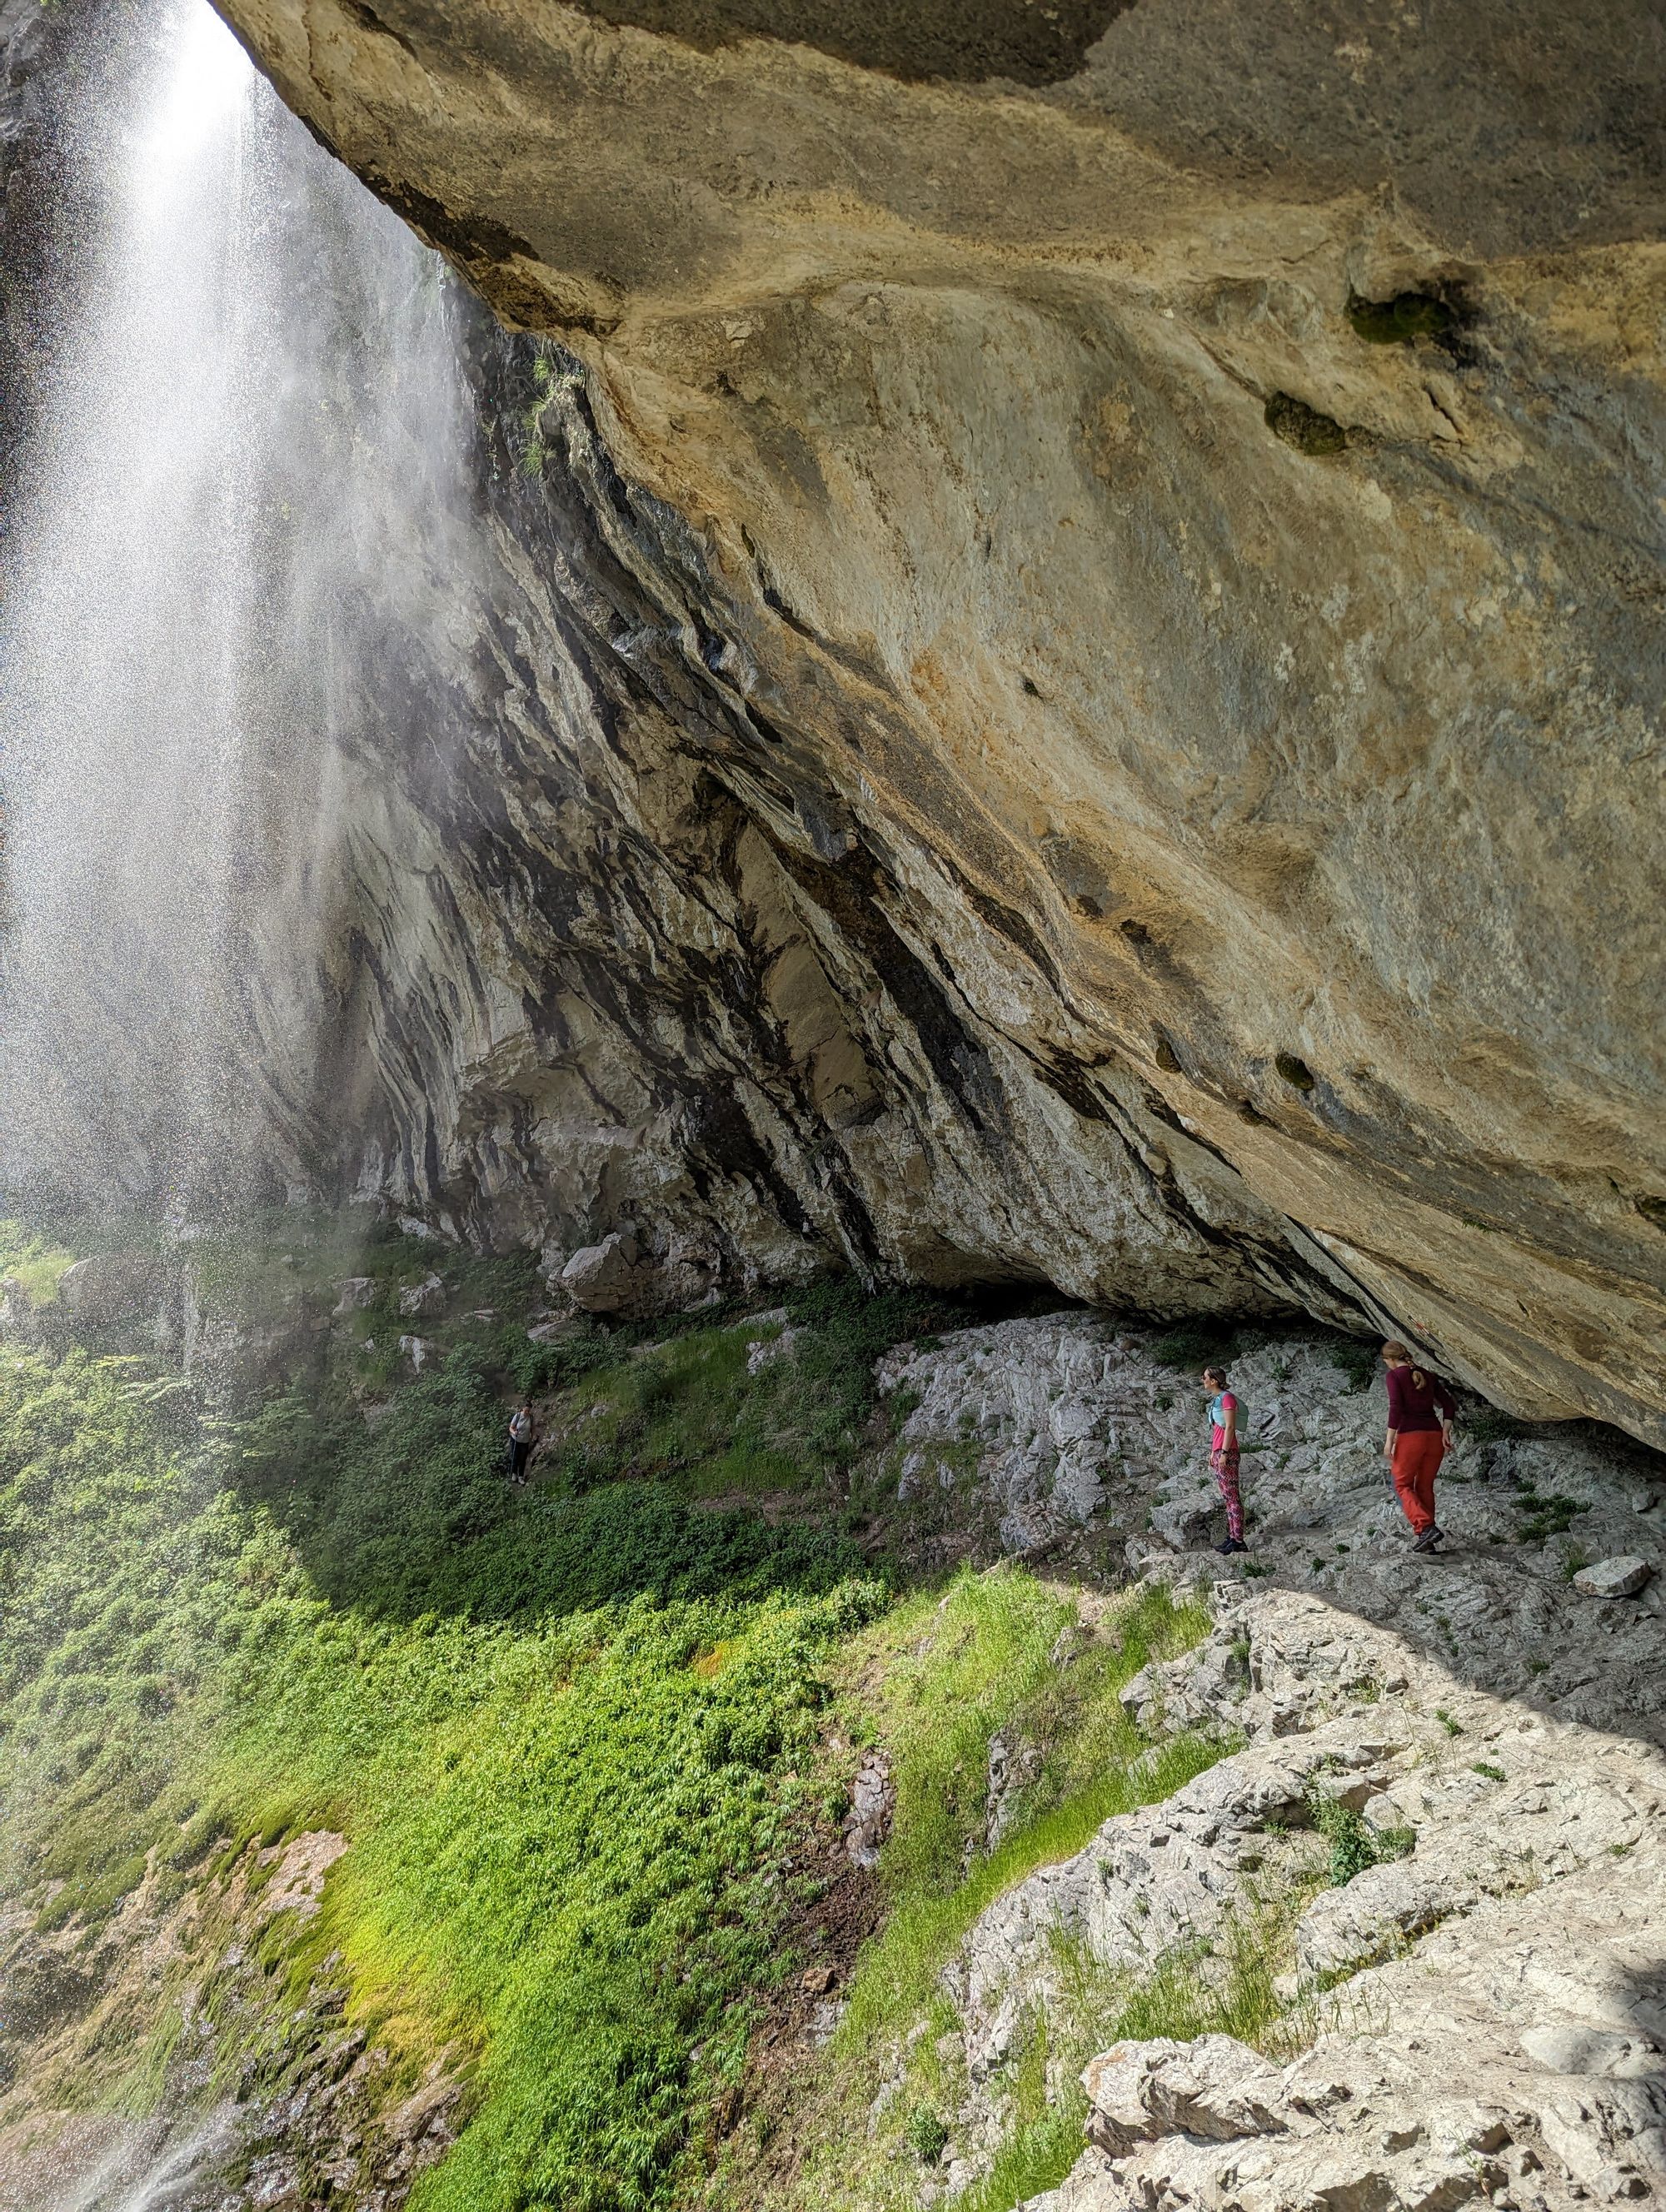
[213,0,1666,1442]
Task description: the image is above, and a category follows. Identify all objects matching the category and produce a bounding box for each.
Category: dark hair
[1203,1365,1228,1386]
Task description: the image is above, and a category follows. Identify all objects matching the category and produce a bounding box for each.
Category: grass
[753,1576,1221,2212]
[0,1218,78,1305]
[4,1228,1230,2212]
[7,1213,1360,2212]
[832,1573,1218,2050]
[0,1252,964,2209]
[0,1328,900,2205]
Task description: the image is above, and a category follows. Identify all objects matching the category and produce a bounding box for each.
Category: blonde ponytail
[1382,1339,1429,1389]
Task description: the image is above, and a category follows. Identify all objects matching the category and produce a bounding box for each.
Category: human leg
[1211,1447,1245,1542]
[1390,1432,1441,1535]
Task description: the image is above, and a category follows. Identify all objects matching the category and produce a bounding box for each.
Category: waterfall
[0,0,470,1220]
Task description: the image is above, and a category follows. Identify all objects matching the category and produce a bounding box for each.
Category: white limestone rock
[1573,1557,1654,1600]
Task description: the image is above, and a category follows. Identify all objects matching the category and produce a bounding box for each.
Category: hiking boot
[1412,1526,1444,1553]
[1215,1537,1248,1555]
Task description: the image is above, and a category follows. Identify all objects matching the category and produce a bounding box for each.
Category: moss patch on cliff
[1264,391,1348,456]
[1345,289,1454,346]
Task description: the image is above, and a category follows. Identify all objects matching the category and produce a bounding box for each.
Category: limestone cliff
[7,0,1663,1444]
[200,0,1666,1447]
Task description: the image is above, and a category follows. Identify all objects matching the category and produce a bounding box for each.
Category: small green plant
[1512,1491,1586,1542]
[1563,1546,1592,1582]
[1470,1761,1506,1783]
[1325,1338,1379,1392]
[1306,1786,1414,1886]
[906,2106,950,2165]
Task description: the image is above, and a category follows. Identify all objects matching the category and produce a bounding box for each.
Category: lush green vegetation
[733,1573,1218,2212]
[0,1213,1250,2212]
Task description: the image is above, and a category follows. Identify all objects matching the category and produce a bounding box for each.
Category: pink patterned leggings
[1211,1447,1244,1541]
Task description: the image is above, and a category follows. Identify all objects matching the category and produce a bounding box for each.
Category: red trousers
[1390,1430,1444,1534]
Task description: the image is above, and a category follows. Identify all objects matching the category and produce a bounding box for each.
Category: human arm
[1384,1368,1401,1460]
[1434,1377,1458,1446]
[1220,1391,1239,1448]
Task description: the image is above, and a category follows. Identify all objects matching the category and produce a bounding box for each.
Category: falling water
[0,0,471,1220]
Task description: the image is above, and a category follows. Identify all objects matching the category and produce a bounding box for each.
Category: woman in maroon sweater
[1381,1341,1459,1552]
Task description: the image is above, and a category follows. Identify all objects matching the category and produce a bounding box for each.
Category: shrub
[905,2106,949,2165]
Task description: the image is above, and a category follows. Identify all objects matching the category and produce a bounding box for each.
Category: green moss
[1346,290,1454,346]
[1264,391,1348,456]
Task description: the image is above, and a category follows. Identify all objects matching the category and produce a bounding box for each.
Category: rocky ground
[865,1312,1666,2211]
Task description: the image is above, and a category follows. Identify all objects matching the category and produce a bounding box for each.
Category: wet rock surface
[0,1831,464,2212]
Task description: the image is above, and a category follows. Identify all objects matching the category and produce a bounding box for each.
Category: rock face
[198,0,1665,1446]
[7,4,1665,1439]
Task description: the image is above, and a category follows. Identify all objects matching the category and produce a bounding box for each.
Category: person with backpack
[506,1401,537,1485]
[1381,1341,1458,1552]
[1203,1363,1247,1554]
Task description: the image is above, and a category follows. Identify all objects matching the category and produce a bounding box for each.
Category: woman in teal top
[1203,1364,1246,1553]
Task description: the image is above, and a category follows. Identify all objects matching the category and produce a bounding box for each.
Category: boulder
[746,1326,801,1376]
[397,1334,436,1372]
[0,1278,37,1342]
[397,1273,445,1318]
[332,1278,376,1314]
[57,1252,157,1327]
[843,1751,895,1872]
[559,1231,647,1317]
[1573,1557,1654,1600]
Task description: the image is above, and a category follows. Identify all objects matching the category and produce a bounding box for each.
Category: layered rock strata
[5,2,1664,1441]
[201,0,1666,1444]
